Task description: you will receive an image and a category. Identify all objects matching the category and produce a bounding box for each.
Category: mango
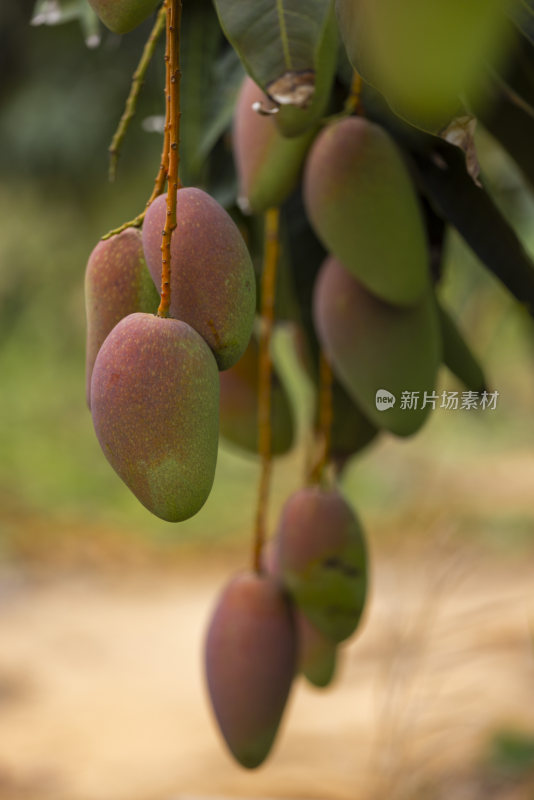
[233,77,313,215]
[296,612,338,689]
[219,330,295,456]
[142,188,256,370]
[88,0,160,34]
[84,228,159,407]
[204,571,297,769]
[313,257,441,437]
[273,486,368,643]
[336,0,513,132]
[90,312,219,522]
[304,116,430,306]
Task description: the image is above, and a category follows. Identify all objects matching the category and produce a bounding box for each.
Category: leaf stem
[157,0,182,318]
[108,3,167,183]
[253,207,280,574]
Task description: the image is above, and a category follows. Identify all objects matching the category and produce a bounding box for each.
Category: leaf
[213,0,332,107]
[179,0,244,187]
[508,0,534,46]
[411,142,534,315]
[31,0,101,48]
[31,0,86,26]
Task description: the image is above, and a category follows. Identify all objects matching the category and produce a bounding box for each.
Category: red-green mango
[90,313,219,522]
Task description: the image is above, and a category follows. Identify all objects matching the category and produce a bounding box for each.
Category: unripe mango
[304,116,430,306]
[313,257,441,437]
[88,0,160,34]
[90,313,219,522]
[219,331,295,456]
[142,188,256,370]
[84,228,159,407]
[273,486,368,643]
[336,0,512,131]
[233,77,313,215]
[204,572,297,769]
[296,611,338,689]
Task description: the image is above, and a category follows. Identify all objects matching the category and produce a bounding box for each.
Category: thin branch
[157,0,182,318]
[253,207,280,574]
[108,3,167,182]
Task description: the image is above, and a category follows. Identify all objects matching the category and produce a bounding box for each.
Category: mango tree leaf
[411,142,534,315]
[213,0,332,107]
[509,0,534,46]
[31,0,100,47]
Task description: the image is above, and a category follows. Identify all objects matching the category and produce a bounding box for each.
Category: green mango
[313,257,441,437]
[233,76,314,214]
[274,485,368,643]
[336,0,514,131]
[88,0,160,34]
[304,116,430,306]
[219,328,295,456]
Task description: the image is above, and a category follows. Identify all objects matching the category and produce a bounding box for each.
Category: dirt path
[0,542,532,800]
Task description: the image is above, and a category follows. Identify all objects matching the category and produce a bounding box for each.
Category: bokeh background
[0,3,533,799]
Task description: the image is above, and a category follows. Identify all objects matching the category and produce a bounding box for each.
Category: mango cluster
[204,486,368,768]
[85,188,255,522]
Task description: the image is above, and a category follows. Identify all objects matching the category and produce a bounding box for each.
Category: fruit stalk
[309,349,333,485]
[108,2,167,182]
[157,0,182,318]
[253,207,280,574]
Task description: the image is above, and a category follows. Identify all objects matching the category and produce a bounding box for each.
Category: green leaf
[411,142,534,315]
[509,0,534,46]
[179,0,244,188]
[213,0,332,107]
[31,0,101,47]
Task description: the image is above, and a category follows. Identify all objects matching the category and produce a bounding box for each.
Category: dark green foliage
[204,571,297,768]
[90,312,219,522]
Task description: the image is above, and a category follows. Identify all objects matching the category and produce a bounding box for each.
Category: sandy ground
[0,540,532,800]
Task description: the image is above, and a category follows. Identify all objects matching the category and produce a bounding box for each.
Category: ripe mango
[336,0,512,131]
[88,0,160,34]
[219,330,295,456]
[84,228,159,407]
[204,572,297,769]
[273,486,368,643]
[313,257,441,437]
[233,77,313,215]
[142,188,256,370]
[304,116,430,306]
[90,312,219,522]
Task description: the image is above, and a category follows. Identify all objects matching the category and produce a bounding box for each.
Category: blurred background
[0,3,533,799]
